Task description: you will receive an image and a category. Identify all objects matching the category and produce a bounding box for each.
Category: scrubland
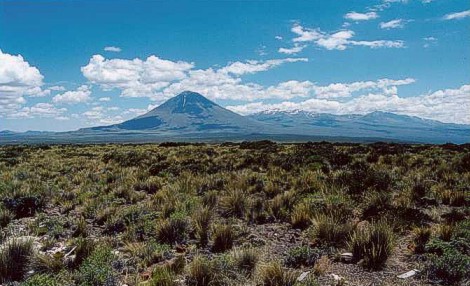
[0,141,468,285]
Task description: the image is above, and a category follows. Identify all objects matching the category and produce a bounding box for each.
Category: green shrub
[77,245,117,286]
[21,273,69,286]
[349,220,394,270]
[0,238,34,283]
[31,253,64,274]
[66,237,96,269]
[149,266,177,286]
[284,246,320,268]
[426,250,470,285]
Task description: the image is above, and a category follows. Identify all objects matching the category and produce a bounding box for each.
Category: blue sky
[0,0,469,131]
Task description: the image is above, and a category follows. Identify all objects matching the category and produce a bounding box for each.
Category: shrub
[348,220,394,270]
[259,261,298,286]
[284,246,320,268]
[0,207,13,228]
[21,273,63,286]
[412,227,431,253]
[313,255,331,276]
[426,250,470,285]
[77,245,117,286]
[193,207,212,247]
[149,266,177,286]
[291,203,312,230]
[233,247,259,276]
[0,238,34,283]
[311,213,354,246]
[186,256,214,286]
[220,189,246,218]
[3,193,44,218]
[438,224,455,242]
[31,253,64,274]
[202,190,218,209]
[212,224,234,253]
[157,213,189,244]
[73,216,88,237]
[66,237,96,269]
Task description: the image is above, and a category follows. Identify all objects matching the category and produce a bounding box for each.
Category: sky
[0,0,469,132]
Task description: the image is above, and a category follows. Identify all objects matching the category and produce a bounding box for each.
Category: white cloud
[99,97,111,102]
[53,85,92,104]
[275,36,283,40]
[278,44,307,55]
[220,58,308,75]
[316,30,355,50]
[443,10,470,20]
[9,103,67,119]
[84,54,309,102]
[0,50,46,115]
[104,46,122,52]
[344,11,379,21]
[285,24,404,51]
[226,84,470,125]
[291,24,323,42]
[81,54,194,98]
[350,40,405,48]
[380,19,405,29]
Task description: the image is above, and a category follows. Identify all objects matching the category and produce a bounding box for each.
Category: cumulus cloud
[282,24,404,51]
[9,103,67,119]
[82,54,309,102]
[53,85,92,104]
[316,30,355,50]
[380,19,406,29]
[443,10,470,20]
[81,54,194,98]
[226,84,470,124]
[104,46,122,52]
[344,11,379,21]
[0,50,46,115]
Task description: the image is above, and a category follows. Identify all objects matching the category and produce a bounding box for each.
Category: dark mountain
[88,91,269,134]
[248,110,470,143]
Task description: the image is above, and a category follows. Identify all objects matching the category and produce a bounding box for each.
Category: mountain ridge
[2,91,470,144]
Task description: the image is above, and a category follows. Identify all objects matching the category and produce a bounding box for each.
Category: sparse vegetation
[0,142,468,285]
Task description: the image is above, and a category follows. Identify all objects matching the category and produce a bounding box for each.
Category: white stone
[397,269,419,279]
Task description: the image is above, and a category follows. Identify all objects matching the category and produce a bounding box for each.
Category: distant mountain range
[2,91,469,144]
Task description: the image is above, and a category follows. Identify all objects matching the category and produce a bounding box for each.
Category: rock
[340,252,353,263]
[329,273,346,285]
[297,271,310,282]
[397,269,419,279]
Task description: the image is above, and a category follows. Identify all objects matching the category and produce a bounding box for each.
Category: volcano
[90,91,268,134]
